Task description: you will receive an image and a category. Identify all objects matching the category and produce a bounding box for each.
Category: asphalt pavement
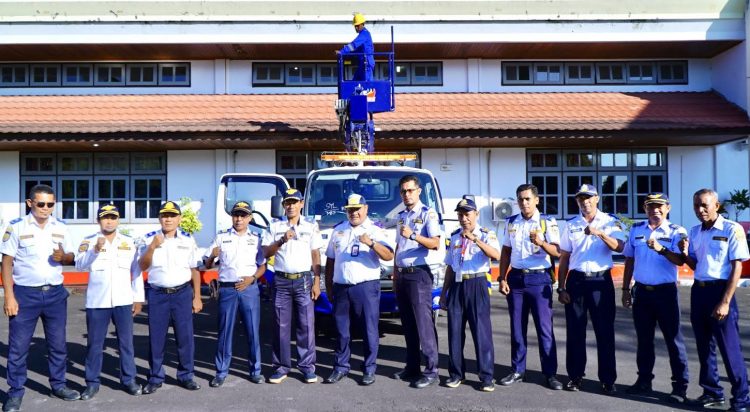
[1,285,749,412]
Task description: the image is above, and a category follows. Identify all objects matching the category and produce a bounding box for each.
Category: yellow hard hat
[352,13,366,26]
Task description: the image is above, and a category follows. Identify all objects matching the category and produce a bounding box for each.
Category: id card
[351,244,360,257]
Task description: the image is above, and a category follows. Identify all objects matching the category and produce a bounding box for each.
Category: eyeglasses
[231,213,250,218]
[400,188,418,195]
[33,202,55,208]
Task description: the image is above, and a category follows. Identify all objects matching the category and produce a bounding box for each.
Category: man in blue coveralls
[340,12,374,81]
[682,189,749,412]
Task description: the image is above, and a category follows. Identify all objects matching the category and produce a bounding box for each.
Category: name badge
[634,236,644,240]
[351,244,360,257]
[570,227,584,233]
[413,218,423,224]
[713,236,728,242]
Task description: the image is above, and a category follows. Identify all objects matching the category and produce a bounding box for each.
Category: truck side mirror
[271,195,284,219]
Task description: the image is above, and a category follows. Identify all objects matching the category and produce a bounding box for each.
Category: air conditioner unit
[492,198,517,222]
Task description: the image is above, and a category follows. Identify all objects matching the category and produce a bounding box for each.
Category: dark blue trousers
[632,282,688,392]
[564,270,616,385]
[215,283,261,378]
[272,274,315,375]
[446,276,495,384]
[85,305,137,387]
[146,284,195,384]
[396,267,439,378]
[7,285,69,398]
[506,269,557,376]
[691,281,749,409]
[332,280,380,375]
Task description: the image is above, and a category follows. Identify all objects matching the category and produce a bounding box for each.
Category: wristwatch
[556,287,566,294]
[409,233,417,241]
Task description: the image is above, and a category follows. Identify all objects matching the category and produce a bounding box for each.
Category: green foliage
[616,214,635,238]
[118,226,132,236]
[724,189,750,221]
[179,197,203,234]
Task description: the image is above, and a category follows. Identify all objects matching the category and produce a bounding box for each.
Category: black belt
[276,271,311,280]
[461,272,486,280]
[571,269,610,278]
[397,265,431,274]
[510,267,549,275]
[22,284,61,292]
[151,282,190,294]
[219,281,241,288]
[693,279,727,288]
[635,281,676,291]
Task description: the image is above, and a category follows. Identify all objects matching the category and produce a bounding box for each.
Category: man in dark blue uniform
[682,188,749,412]
[621,193,690,403]
[1,184,80,412]
[498,183,562,390]
[339,12,374,81]
[392,175,441,388]
[557,184,625,394]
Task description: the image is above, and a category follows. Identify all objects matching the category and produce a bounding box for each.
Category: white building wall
[715,140,750,220]
[0,152,20,230]
[667,146,715,228]
[711,42,748,109]
[167,150,218,247]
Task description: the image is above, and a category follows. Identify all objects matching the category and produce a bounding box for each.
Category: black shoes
[546,375,563,390]
[666,391,688,404]
[360,374,376,386]
[324,370,347,384]
[444,376,463,388]
[178,379,201,391]
[695,393,726,408]
[142,382,162,395]
[565,377,582,392]
[625,380,652,395]
[79,385,99,401]
[411,376,438,389]
[479,380,495,392]
[499,372,525,386]
[2,397,22,412]
[52,386,81,401]
[601,383,617,395]
[249,374,265,384]
[392,369,420,381]
[125,382,142,396]
[209,376,225,388]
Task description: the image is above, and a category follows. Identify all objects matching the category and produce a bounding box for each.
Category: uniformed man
[681,188,749,411]
[557,184,624,394]
[392,175,441,389]
[137,201,203,394]
[262,189,323,384]
[204,200,266,387]
[0,184,81,412]
[339,12,374,81]
[75,204,145,400]
[440,198,501,392]
[621,193,690,403]
[323,193,394,386]
[498,183,562,390]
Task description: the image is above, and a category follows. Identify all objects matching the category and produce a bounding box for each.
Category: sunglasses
[400,188,419,195]
[231,212,250,218]
[32,202,55,208]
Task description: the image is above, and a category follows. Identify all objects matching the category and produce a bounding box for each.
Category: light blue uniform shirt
[444,226,500,282]
[688,215,750,281]
[262,216,323,273]
[623,220,686,285]
[503,210,560,270]
[325,218,394,285]
[395,202,441,267]
[0,214,74,287]
[559,210,625,273]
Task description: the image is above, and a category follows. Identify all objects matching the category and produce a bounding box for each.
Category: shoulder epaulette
[333,221,346,229]
[421,205,429,211]
[669,223,679,229]
[480,227,489,233]
[180,230,191,237]
[272,217,281,223]
[506,214,519,224]
[145,230,158,238]
[451,228,461,236]
[567,216,578,222]
[608,213,621,221]
[9,217,22,225]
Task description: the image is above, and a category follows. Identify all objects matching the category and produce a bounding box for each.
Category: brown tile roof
[0,92,747,135]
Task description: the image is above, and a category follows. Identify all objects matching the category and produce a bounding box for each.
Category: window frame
[533,62,564,85]
[29,64,61,87]
[21,153,57,176]
[595,62,627,84]
[562,172,596,218]
[130,175,166,222]
[502,62,533,85]
[598,172,632,216]
[56,175,94,223]
[61,63,93,87]
[411,62,443,86]
[529,173,562,217]
[657,61,688,84]
[284,63,316,86]
[252,63,285,86]
[95,175,130,222]
[93,63,126,86]
[316,63,338,86]
[130,152,166,175]
[0,64,29,87]
[158,63,190,86]
[57,153,93,175]
[626,61,657,84]
[564,62,595,85]
[632,171,668,218]
[126,63,158,86]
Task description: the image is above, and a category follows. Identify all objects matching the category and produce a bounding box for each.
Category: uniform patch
[2,227,11,242]
[51,233,64,239]
[413,218,423,224]
[734,225,747,240]
[428,211,437,220]
[713,236,728,242]
[78,242,90,253]
[635,236,645,240]
[19,234,33,240]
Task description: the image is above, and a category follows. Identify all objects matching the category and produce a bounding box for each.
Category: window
[596,63,626,84]
[20,153,166,222]
[527,149,666,218]
[565,63,595,84]
[0,65,28,87]
[392,63,411,85]
[277,151,311,194]
[127,64,157,85]
[29,64,60,86]
[317,64,338,86]
[411,62,442,85]
[627,62,656,84]
[658,61,688,84]
[21,177,55,215]
[503,62,533,85]
[253,63,284,85]
[94,64,125,86]
[285,64,315,86]
[62,64,92,86]
[158,63,190,86]
[534,63,563,84]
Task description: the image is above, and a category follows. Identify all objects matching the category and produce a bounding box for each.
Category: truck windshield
[305,169,442,229]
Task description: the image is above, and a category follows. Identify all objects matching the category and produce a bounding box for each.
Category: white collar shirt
[502,210,560,270]
[559,210,625,273]
[262,216,323,273]
[136,230,198,288]
[688,215,750,281]
[75,231,145,308]
[444,226,500,282]
[395,201,441,267]
[623,220,686,285]
[0,214,75,287]
[325,218,393,285]
[206,227,265,282]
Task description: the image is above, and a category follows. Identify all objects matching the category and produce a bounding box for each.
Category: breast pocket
[709,240,729,261]
[18,237,37,257]
[118,252,135,270]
